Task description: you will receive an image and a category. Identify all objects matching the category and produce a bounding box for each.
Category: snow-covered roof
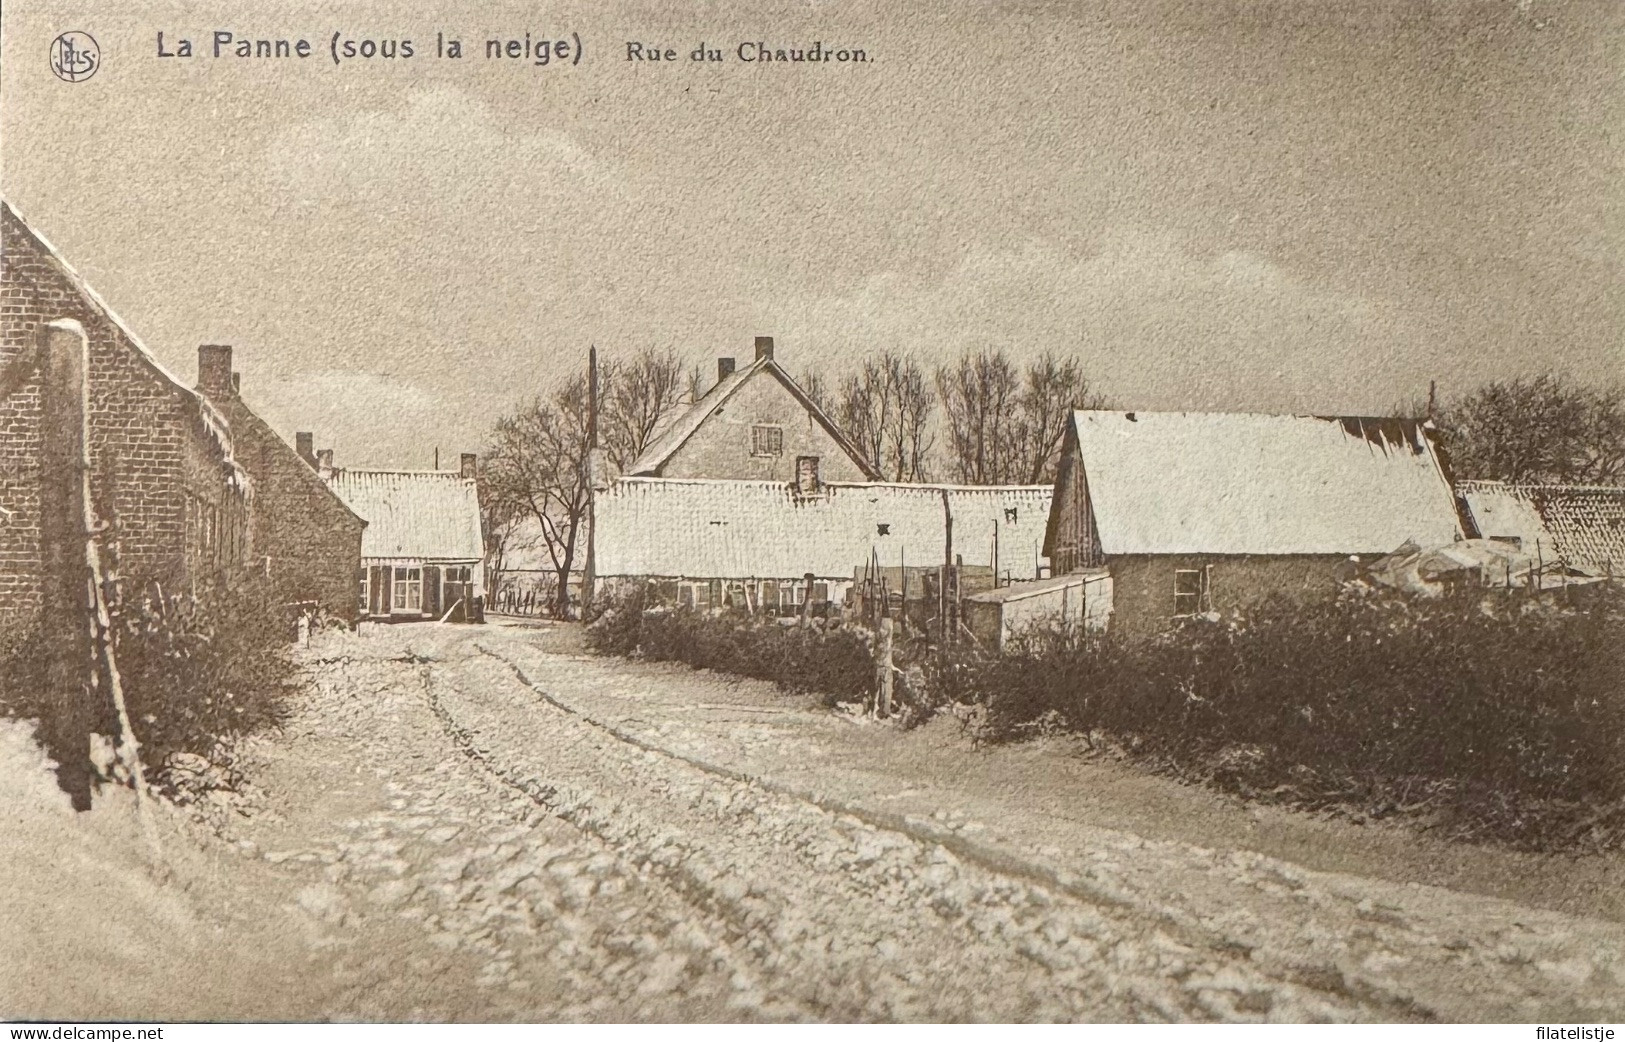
[964,569,1110,604]
[326,470,484,561]
[1458,480,1625,575]
[2,200,249,493]
[624,355,880,479]
[595,477,1053,580]
[1063,410,1462,556]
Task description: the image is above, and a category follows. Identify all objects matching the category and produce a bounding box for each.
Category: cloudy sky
[3,0,1619,467]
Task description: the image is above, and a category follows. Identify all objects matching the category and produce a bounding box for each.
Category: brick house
[1044,410,1464,637]
[624,336,881,482]
[192,344,366,622]
[324,456,486,622]
[1,200,251,626]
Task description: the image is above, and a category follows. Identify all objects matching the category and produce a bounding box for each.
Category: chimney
[295,432,316,467]
[795,455,821,496]
[197,344,233,399]
[460,452,478,480]
[754,335,774,361]
[717,356,736,383]
[316,448,334,476]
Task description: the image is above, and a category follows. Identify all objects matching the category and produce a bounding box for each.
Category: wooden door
[424,565,443,618]
[369,565,389,617]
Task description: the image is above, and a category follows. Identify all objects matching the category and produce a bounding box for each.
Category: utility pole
[581,345,600,617]
[1426,379,1437,423]
[940,489,955,645]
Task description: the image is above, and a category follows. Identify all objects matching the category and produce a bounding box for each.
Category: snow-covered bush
[0,574,296,807]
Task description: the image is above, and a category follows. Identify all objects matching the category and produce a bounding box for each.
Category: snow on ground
[7,620,1623,1022]
[0,718,289,1020]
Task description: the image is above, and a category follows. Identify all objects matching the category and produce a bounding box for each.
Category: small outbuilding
[325,455,486,622]
[1456,480,1625,578]
[964,570,1113,651]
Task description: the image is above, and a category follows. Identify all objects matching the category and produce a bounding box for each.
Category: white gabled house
[625,336,881,483]
[325,453,487,622]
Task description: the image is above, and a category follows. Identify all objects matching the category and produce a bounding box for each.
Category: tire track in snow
[476,642,1442,1018]
[413,639,1422,1021]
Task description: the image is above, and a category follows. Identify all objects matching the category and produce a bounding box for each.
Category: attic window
[1173,567,1212,616]
[1004,507,1018,523]
[751,424,783,457]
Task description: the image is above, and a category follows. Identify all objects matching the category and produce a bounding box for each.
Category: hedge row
[587,583,1625,851]
[587,587,875,702]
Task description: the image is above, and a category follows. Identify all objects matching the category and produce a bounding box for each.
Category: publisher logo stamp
[50,31,99,82]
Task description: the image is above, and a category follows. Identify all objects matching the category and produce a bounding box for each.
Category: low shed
[964,570,1112,650]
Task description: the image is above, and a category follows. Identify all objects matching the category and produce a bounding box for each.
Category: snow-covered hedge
[587,588,874,702]
[946,583,1625,852]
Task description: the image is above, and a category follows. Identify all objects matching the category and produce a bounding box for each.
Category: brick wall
[1106,554,1348,639]
[202,386,365,623]
[660,368,870,482]
[0,203,249,625]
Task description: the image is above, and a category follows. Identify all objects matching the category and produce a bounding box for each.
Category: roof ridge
[1073,408,1430,422]
[2,198,248,489]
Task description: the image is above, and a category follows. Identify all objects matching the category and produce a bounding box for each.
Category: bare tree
[836,351,935,482]
[799,370,830,414]
[936,350,1020,485]
[476,458,526,608]
[936,348,1104,485]
[1436,375,1625,485]
[1013,353,1108,484]
[602,347,686,472]
[482,375,599,618]
[482,350,691,617]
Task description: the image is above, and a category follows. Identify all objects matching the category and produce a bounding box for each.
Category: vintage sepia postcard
[1,0,1622,1031]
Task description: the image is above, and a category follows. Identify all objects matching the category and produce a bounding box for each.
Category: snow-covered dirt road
[197,619,1624,1023]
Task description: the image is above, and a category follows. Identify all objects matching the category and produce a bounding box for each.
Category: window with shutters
[751,424,783,457]
[393,566,422,612]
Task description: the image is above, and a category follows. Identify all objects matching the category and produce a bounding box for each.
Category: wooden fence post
[37,319,98,811]
[876,615,894,718]
[37,320,163,866]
